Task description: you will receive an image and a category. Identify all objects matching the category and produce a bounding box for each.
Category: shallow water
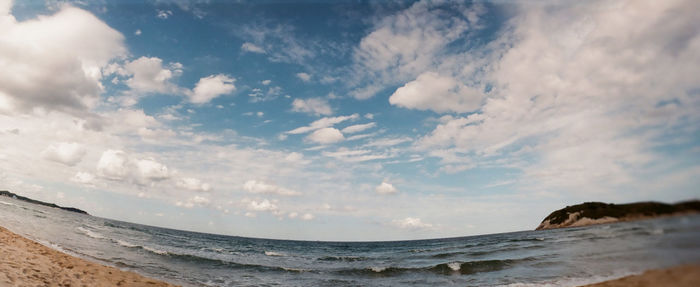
[1,197,699,286]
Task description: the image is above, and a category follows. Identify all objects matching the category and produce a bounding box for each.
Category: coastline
[0,226,177,287]
[1,224,699,286]
[579,264,700,287]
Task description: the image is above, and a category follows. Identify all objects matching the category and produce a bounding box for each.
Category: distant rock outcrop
[0,190,89,215]
[536,201,700,230]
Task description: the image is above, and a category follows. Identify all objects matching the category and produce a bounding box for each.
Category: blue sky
[1,0,698,241]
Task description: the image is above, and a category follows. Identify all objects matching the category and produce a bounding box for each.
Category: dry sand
[0,226,177,287]
[580,264,700,287]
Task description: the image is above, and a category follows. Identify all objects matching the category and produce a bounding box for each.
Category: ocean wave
[335,258,530,277]
[116,239,139,248]
[76,226,106,240]
[317,255,368,262]
[142,245,169,255]
[264,251,285,257]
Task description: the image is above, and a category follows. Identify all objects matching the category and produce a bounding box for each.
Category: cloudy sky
[1,0,698,241]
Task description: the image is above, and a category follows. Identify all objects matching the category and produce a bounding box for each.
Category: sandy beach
[2,225,699,286]
[579,264,700,287]
[0,226,176,287]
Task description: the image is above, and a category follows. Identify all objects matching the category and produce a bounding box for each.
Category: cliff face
[0,190,89,215]
[536,201,700,230]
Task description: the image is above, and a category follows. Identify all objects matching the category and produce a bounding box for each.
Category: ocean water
[1,197,699,287]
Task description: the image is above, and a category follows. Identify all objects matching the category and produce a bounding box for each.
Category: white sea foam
[264,251,285,257]
[143,245,169,255]
[370,266,387,272]
[447,262,461,271]
[76,226,106,239]
[650,228,664,235]
[116,239,138,248]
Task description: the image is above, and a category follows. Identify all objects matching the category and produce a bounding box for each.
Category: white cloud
[389,72,483,113]
[306,127,344,144]
[365,137,411,148]
[190,74,236,104]
[176,196,210,208]
[247,199,278,212]
[417,0,700,192]
[296,72,311,82]
[177,177,212,192]
[41,142,86,166]
[286,114,359,134]
[392,217,433,229]
[241,42,265,54]
[375,182,398,194]
[351,1,483,99]
[96,149,170,184]
[301,213,314,220]
[135,158,170,181]
[291,97,332,116]
[243,180,300,196]
[261,79,272,85]
[96,149,130,180]
[341,123,376,134]
[124,57,182,94]
[321,148,389,163]
[157,10,172,19]
[71,171,95,185]
[0,3,126,114]
[134,29,142,36]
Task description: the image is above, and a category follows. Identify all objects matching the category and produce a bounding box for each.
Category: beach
[0,226,176,287]
[2,227,699,287]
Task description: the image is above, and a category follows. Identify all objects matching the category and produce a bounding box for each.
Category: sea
[1,196,699,287]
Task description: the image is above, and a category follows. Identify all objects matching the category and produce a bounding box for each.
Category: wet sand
[0,226,177,287]
[580,264,700,287]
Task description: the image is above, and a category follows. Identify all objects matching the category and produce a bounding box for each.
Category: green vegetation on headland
[0,190,89,215]
[536,200,700,230]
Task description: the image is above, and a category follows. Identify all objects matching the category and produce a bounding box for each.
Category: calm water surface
[1,197,699,286]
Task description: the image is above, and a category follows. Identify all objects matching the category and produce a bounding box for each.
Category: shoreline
[0,225,177,286]
[2,225,699,286]
[579,264,700,287]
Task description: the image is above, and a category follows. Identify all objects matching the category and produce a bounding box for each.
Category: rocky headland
[0,190,89,215]
[536,200,700,230]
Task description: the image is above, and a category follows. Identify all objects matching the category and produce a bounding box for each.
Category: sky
[0,0,698,241]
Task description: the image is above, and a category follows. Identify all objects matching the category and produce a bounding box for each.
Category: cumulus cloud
[375,182,398,194]
[190,74,236,104]
[247,199,278,212]
[389,72,483,113]
[243,180,300,196]
[341,123,376,134]
[286,114,359,135]
[392,217,433,229]
[124,57,182,94]
[241,42,265,54]
[41,142,86,166]
[96,150,170,184]
[301,213,314,220]
[96,149,130,180]
[134,158,170,181]
[71,171,95,185]
[291,97,332,116]
[306,127,344,144]
[176,196,210,208]
[296,72,311,82]
[0,3,126,114]
[177,177,212,192]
